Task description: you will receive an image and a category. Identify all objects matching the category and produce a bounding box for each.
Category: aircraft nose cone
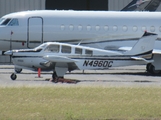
[4,50,13,55]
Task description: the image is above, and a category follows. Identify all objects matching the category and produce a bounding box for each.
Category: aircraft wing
[121,0,161,11]
[131,57,154,63]
[43,55,77,63]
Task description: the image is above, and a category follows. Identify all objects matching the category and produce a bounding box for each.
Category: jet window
[150,26,155,32]
[133,26,138,32]
[113,26,118,31]
[45,45,60,53]
[104,25,108,31]
[87,25,91,31]
[1,18,11,25]
[159,26,161,32]
[8,19,19,26]
[61,45,71,53]
[122,25,128,32]
[78,25,83,31]
[69,25,74,31]
[142,26,147,31]
[0,18,5,25]
[95,25,100,31]
[85,49,93,55]
[75,48,82,54]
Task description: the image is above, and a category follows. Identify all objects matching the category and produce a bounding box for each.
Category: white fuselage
[0,10,161,51]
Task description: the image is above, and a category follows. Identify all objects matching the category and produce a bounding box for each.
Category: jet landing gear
[15,68,22,73]
[10,73,17,80]
[146,63,161,75]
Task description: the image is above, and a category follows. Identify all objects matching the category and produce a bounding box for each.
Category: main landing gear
[146,63,161,75]
[50,71,78,84]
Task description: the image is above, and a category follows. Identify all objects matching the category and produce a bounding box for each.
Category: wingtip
[143,31,157,37]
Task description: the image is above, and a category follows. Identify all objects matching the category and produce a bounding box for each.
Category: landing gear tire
[52,71,58,83]
[146,63,161,75]
[15,68,22,73]
[53,78,58,83]
[10,73,17,80]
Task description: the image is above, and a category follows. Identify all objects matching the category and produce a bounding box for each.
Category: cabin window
[133,26,138,32]
[1,18,11,25]
[87,25,91,31]
[142,26,147,31]
[75,48,82,54]
[69,25,74,31]
[122,25,128,32]
[85,49,93,55]
[150,26,155,32]
[104,25,108,31]
[78,25,82,31]
[45,44,60,53]
[8,19,19,26]
[60,25,65,30]
[95,25,100,31]
[159,27,161,32]
[113,25,118,31]
[61,45,71,53]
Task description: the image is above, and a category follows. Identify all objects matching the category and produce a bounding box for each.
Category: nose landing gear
[10,73,17,80]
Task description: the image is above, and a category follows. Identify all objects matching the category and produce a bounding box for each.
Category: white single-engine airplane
[1,10,161,74]
[4,32,157,81]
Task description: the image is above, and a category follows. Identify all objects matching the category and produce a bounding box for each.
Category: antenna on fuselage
[77,40,82,46]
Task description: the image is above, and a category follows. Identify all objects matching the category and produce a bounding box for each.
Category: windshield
[0,18,11,25]
[0,18,5,25]
[34,43,48,51]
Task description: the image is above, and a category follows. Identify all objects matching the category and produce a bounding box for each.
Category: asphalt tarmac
[0,64,161,87]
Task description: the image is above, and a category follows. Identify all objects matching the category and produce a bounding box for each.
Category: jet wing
[43,55,77,63]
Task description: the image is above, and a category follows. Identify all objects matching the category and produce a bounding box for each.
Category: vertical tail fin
[121,0,161,11]
[124,32,157,56]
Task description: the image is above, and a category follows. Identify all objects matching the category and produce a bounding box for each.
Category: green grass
[0,87,161,120]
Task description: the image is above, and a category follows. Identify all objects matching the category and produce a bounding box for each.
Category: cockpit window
[45,45,60,53]
[0,18,5,25]
[8,19,19,26]
[34,43,47,50]
[1,18,11,25]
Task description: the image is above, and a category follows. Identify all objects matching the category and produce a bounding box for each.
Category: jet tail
[121,0,161,11]
[124,32,157,56]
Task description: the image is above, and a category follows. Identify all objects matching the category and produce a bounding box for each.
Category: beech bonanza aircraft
[4,32,157,81]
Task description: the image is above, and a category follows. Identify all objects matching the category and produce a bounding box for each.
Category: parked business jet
[121,0,161,11]
[0,10,161,74]
[4,32,156,81]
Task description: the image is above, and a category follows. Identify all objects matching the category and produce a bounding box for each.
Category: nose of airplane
[4,50,13,55]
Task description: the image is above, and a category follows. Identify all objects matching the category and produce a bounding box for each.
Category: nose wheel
[10,73,17,80]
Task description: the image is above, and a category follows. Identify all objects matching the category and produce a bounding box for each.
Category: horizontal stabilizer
[43,55,77,63]
[153,49,161,54]
[131,57,154,63]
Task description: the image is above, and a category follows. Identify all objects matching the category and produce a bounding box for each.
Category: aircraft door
[27,17,43,48]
